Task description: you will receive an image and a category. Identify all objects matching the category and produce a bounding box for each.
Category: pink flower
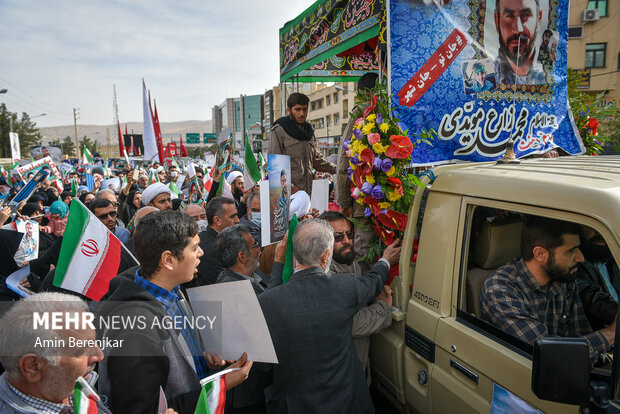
[355,117,365,127]
[368,133,381,145]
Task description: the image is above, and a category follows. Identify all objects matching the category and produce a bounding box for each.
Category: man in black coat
[214,225,287,413]
[258,219,401,413]
[189,196,240,287]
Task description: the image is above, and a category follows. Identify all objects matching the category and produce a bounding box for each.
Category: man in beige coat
[320,211,393,384]
[268,92,336,195]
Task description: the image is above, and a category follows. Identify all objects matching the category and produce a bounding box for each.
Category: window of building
[326,95,331,106]
[311,102,316,111]
[585,43,606,68]
[334,93,339,104]
[318,118,324,129]
[568,26,583,39]
[343,99,349,119]
[587,0,608,17]
[317,99,324,110]
[326,115,331,128]
[334,113,340,125]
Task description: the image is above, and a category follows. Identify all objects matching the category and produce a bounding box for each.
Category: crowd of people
[0,81,403,414]
[0,74,618,414]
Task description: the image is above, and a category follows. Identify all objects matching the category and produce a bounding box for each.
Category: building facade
[306,82,358,156]
[568,0,619,108]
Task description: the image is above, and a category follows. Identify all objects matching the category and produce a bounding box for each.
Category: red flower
[385,135,413,159]
[374,223,395,245]
[359,148,375,174]
[352,169,364,189]
[363,196,382,215]
[584,117,599,136]
[387,177,404,195]
[362,95,377,118]
[387,263,399,285]
[377,210,408,231]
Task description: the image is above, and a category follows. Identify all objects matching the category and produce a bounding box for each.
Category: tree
[0,103,42,159]
[62,136,76,157]
[79,135,98,154]
[567,68,618,155]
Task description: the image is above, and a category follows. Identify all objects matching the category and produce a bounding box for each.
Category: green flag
[168,181,180,198]
[70,179,79,196]
[282,214,299,283]
[243,133,261,191]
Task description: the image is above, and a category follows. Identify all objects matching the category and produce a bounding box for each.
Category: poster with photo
[14,219,39,266]
[16,156,61,181]
[216,128,233,172]
[260,154,290,246]
[390,0,580,164]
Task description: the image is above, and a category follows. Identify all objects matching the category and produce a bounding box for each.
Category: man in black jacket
[191,197,240,287]
[215,225,287,413]
[96,210,251,413]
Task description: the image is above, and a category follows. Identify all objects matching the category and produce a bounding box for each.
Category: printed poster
[390,0,581,164]
[14,219,39,266]
[216,128,233,172]
[16,156,61,181]
[261,154,291,246]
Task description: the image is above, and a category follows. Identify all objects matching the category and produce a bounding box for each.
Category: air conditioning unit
[583,9,600,23]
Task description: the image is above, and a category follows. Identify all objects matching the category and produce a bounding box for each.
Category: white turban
[142,183,171,206]
[289,191,311,220]
[226,170,243,185]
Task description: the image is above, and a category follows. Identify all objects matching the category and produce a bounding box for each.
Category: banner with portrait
[260,155,291,246]
[16,157,61,181]
[390,0,582,164]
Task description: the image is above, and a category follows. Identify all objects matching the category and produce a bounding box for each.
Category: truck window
[458,206,619,362]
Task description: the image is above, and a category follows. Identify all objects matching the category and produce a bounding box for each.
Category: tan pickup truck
[370,155,620,413]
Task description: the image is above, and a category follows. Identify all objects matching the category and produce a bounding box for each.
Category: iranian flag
[53,200,121,301]
[73,376,100,414]
[195,368,238,414]
[243,133,261,192]
[82,146,93,165]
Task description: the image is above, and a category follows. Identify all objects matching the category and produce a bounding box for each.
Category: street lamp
[31,113,46,119]
[0,89,7,94]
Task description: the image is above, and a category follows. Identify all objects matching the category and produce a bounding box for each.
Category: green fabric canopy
[279,0,385,82]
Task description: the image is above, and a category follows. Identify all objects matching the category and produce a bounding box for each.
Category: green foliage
[567,68,618,155]
[0,103,42,158]
[79,135,98,154]
[62,136,76,157]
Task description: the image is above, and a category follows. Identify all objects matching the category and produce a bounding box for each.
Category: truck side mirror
[531,337,591,406]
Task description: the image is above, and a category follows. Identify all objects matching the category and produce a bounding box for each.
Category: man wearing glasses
[318,211,393,384]
[89,198,130,243]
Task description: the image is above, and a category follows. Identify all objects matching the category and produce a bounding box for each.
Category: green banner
[203,133,216,143]
[279,0,385,82]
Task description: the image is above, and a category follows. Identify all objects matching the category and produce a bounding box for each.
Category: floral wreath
[343,79,433,263]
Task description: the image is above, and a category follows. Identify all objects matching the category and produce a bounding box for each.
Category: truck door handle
[450,359,479,384]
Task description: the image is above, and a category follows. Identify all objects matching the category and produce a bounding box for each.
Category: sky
[0,0,311,128]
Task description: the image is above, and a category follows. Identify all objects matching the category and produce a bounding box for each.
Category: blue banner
[390,0,582,165]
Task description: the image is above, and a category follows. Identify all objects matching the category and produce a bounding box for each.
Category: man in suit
[215,224,287,413]
[191,196,240,287]
[215,224,286,294]
[319,211,393,384]
[258,219,401,413]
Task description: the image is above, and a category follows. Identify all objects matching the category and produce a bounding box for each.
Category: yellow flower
[379,202,391,209]
[379,122,389,133]
[356,197,365,205]
[359,143,369,151]
[366,175,375,185]
[366,113,377,122]
[386,166,396,176]
[388,191,402,201]
[350,140,362,154]
[349,164,357,170]
[372,143,387,154]
[361,122,375,136]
